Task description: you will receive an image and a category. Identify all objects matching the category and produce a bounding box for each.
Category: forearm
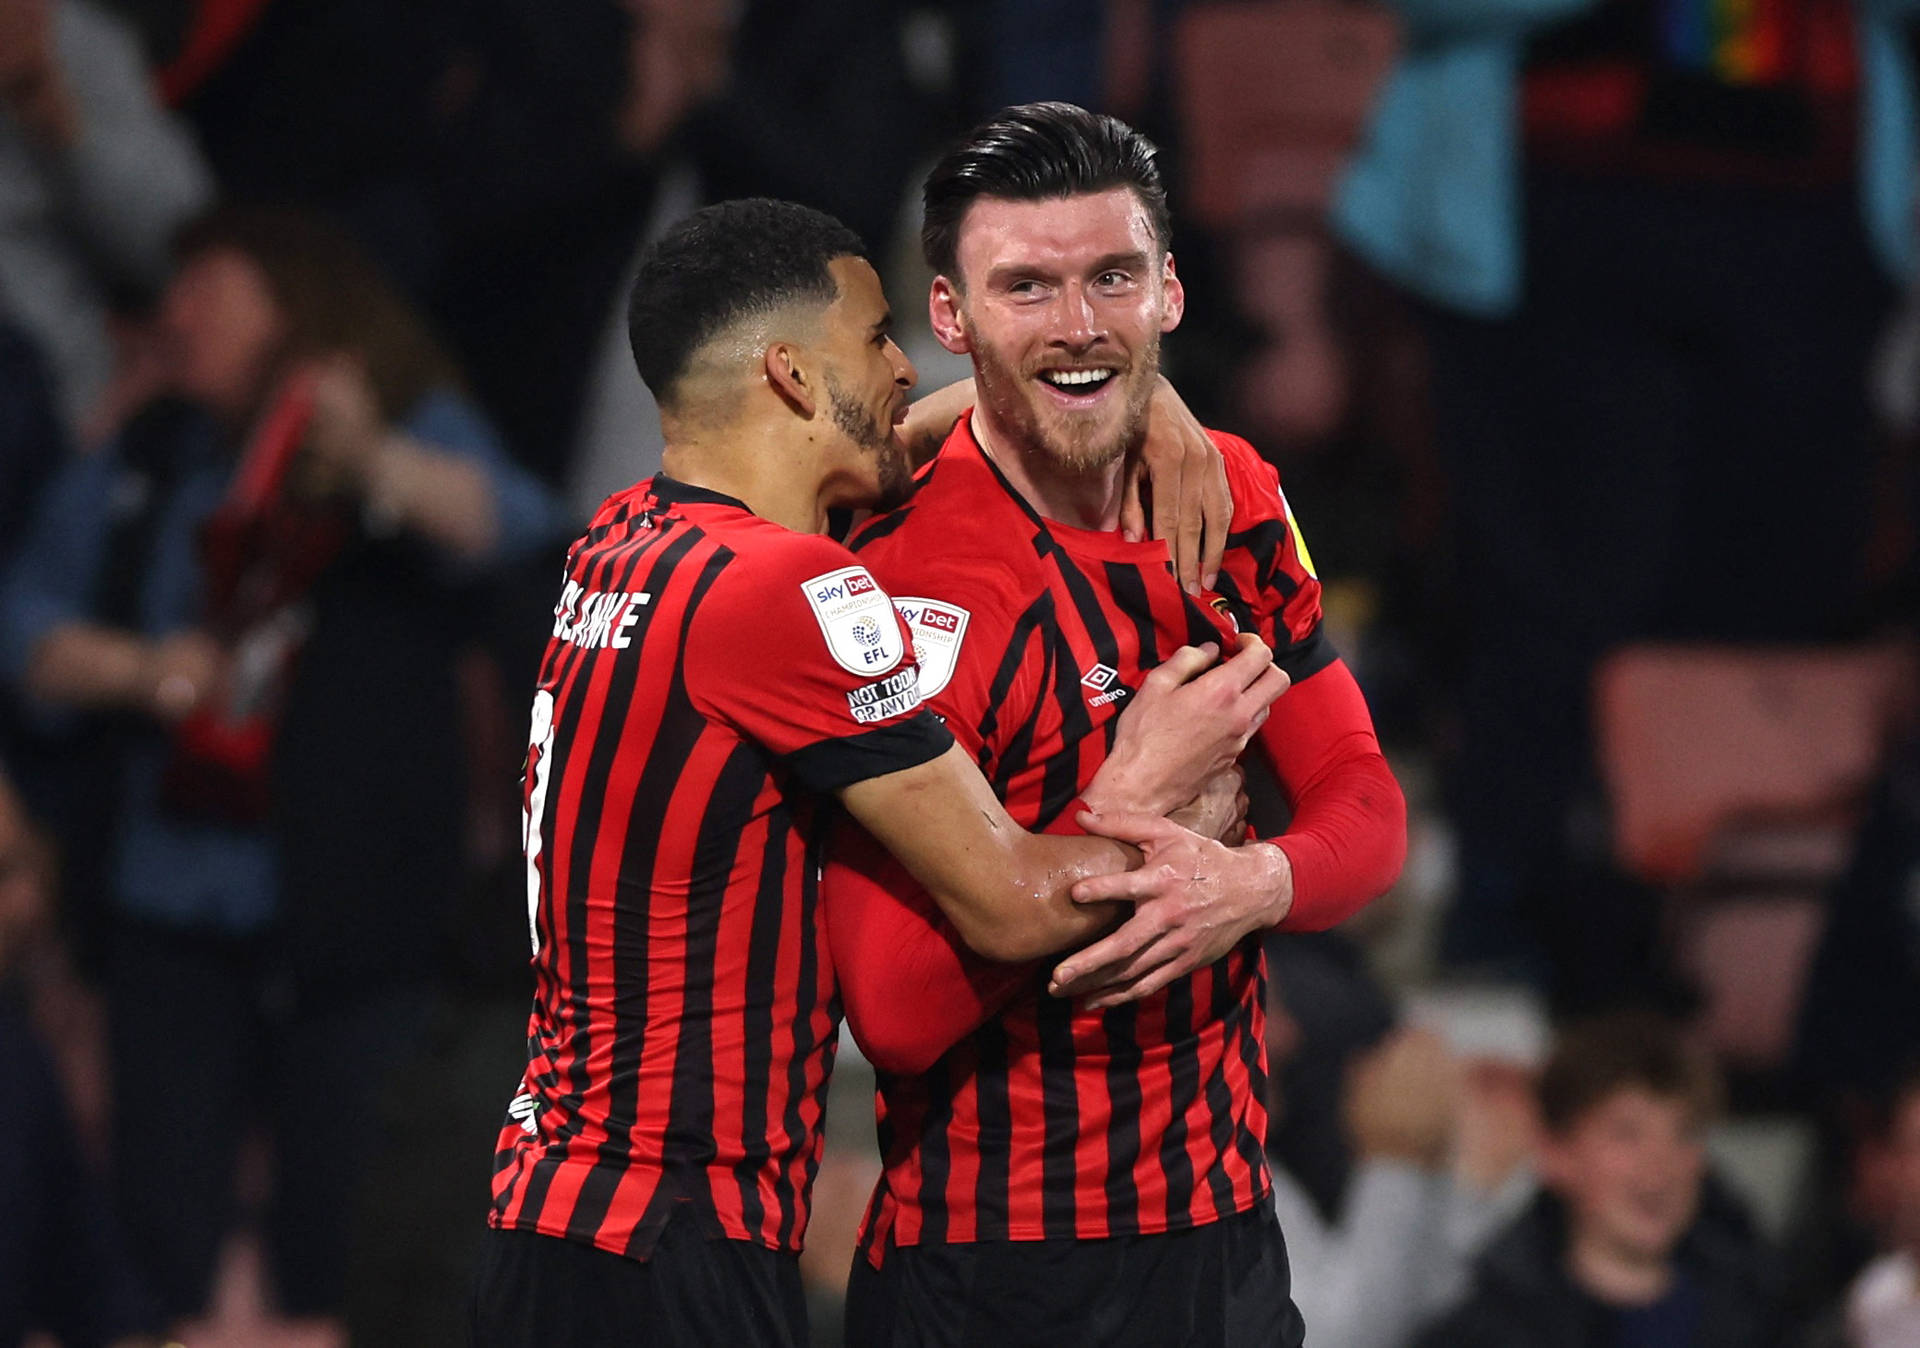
[364,433,501,560]
[1257,660,1407,931]
[25,623,156,713]
[900,379,973,468]
[945,818,1130,962]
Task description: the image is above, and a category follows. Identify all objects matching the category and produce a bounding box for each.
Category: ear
[764,341,817,418]
[1160,253,1186,335]
[928,276,971,356]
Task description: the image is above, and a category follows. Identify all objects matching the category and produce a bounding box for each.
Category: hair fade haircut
[1537,1011,1722,1137]
[921,101,1172,283]
[627,198,868,409]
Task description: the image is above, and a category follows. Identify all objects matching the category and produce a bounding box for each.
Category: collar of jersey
[957,418,1171,566]
[648,472,752,515]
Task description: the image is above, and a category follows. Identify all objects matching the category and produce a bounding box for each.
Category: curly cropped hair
[626,198,868,409]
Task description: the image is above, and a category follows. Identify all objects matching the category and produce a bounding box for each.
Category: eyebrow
[869,311,893,336]
[984,251,1153,288]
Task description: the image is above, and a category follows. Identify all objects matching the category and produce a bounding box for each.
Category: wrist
[361,434,414,535]
[1240,841,1293,928]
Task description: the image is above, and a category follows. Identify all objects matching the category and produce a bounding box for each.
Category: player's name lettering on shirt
[847,666,923,725]
[551,579,652,650]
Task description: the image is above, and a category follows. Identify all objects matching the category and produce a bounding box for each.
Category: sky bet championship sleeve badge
[802,565,907,676]
[892,597,970,698]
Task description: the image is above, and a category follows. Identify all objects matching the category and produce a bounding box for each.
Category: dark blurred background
[4,1,1920,1344]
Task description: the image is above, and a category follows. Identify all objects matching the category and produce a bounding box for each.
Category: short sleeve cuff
[783,710,954,794]
[1274,625,1335,683]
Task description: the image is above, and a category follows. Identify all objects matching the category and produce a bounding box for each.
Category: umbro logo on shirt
[1082,664,1128,707]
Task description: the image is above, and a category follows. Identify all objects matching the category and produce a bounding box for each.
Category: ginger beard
[966,307,1161,477]
[826,370,915,509]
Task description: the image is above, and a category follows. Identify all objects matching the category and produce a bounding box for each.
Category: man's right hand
[1168,764,1248,845]
[1081,634,1288,819]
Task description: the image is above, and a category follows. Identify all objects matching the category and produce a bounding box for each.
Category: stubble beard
[826,374,914,510]
[972,328,1161,479]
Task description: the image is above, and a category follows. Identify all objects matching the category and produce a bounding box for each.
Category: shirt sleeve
[400,389,566,567]
[0,450,117,686]
[684,535,951,796]
[1255,657,1408,931]
[823,535,1049,1071]
[1214,432,1335,683]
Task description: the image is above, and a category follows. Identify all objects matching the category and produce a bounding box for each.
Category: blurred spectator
[1417,1011,1779,1347]
[0,766,166,1348]
[0,0,212,438]
[1843,1067,1920,1346]
[0,321,60,556]
[0,205,556,1333]
[1334,0,1920,1006]
[174,0,727,484]
[1267,998,1524,1348]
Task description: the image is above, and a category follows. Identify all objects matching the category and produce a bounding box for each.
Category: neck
[660,426,834,535]
[1564,1230,1675,1308]
[971,408,1128,532]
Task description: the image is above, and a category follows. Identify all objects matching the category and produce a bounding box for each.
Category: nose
[1053,281,1101,349]
[890,338,916,391]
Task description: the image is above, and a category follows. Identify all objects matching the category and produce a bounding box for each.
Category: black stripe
[971,1025,1012,1240]
[1035,991,1080,1236]
[1100,1002,1144,1231]
[1104,561,1165,668]
[1158,976,1200,1223]
[917,1058,955,1244]
[1233,948,1272,1189]
[980,600,1054,795]
[849,503,917,550]
[1200,961,1242,1217]
[1226,519,1293,599]
[782,711,954,794]
[733,781,790,1243]
[660,738,770,1176]
[778,812,834,1250]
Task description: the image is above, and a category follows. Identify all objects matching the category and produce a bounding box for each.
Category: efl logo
[1081,664,1119,691]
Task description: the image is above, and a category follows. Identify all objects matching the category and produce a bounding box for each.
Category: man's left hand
[1121,377,1231,596]
[1046,810,1291,1009]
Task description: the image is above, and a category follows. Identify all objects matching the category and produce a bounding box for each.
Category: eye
[1096,270,1134,290]
[1006,278,1045,299]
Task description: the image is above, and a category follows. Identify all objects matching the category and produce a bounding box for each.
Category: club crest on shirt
[802,565,905,676]
[892,597,970,699]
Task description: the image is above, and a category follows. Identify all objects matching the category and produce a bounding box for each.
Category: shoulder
[851,454,1045,609]
[1206,428,1292,528]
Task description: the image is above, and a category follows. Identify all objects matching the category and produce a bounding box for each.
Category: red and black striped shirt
[489,474,950,1260]
[833,420,1332,1255]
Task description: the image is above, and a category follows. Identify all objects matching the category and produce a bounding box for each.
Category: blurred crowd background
[3,0,1920,1345]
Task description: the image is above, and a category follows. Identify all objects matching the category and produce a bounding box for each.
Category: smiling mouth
[1038,368,1118,400]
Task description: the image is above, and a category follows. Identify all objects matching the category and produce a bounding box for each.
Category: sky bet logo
[815,572,877,603]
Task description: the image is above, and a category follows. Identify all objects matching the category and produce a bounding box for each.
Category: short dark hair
[1537,1011,1722,1137]
[627,198,868,409]
[921,101,1172,282]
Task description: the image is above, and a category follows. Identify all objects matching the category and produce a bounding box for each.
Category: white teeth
[1042,369,1114,388]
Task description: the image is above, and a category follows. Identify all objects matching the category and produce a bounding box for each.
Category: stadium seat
[1592,642,1918,1068]
[1173,0,1398,230]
